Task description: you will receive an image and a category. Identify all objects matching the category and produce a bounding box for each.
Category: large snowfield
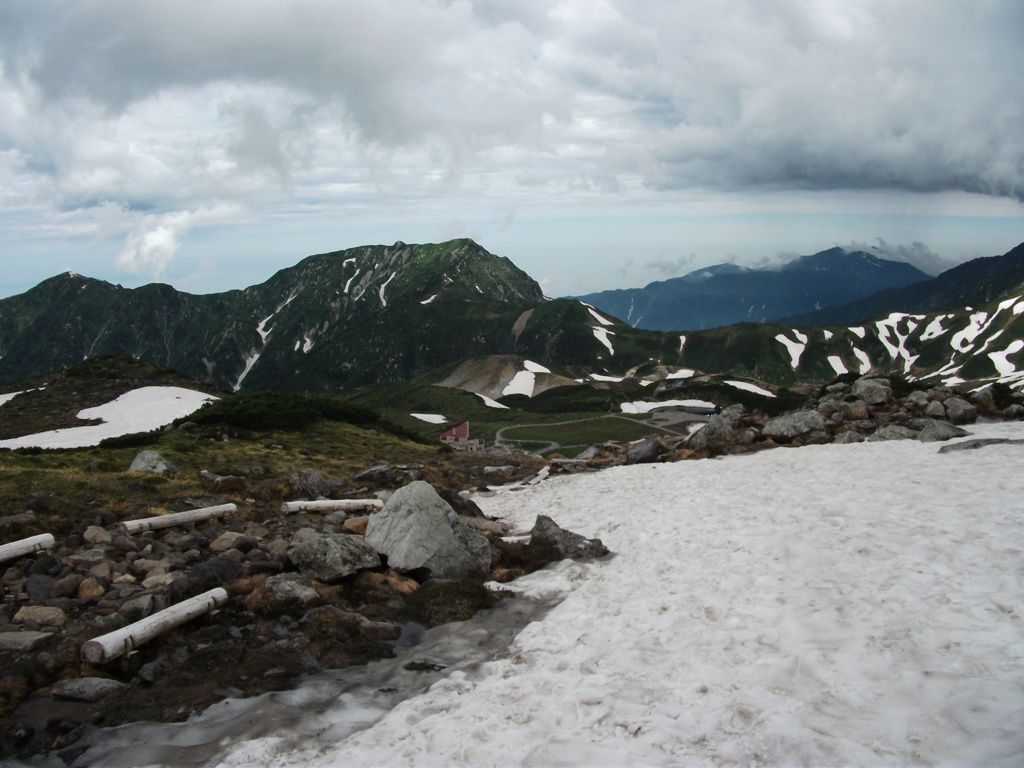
[172,421,1024,767]
[19,419,1024,767]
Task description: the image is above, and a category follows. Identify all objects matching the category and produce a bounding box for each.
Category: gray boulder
[530,515,609,559]
[365,481,491,579]
[851,378,892,406]
[53,677,129,702]
[867,425,918,442]
[289,468,329,500]
[944,396,978,425]
[128,450,179,475]
[763,411,827,442]
[914,419,969,442]
[687,415,735,451]
[905,390,929,411]
[626,436,662,464]
[833,430,865,444]
[252,573,321,612]
[289,534,381,582]
[924,400,946,419]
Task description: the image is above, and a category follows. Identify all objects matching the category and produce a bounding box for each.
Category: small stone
[0,631,53,651]
[14,605,66,627]
[77,577,105,600]
[83,525,111,545]
[52,573,84,598]
[210,532,245,553]
[25,574,54,601]
[118,594,155,622]
[53,677,129,702]
[341,516,369,535]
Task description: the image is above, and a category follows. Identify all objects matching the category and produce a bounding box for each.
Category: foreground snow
[213,421,1024,767]
[0,387,218,449]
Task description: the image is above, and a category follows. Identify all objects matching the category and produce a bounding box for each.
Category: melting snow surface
[620,399,715,413]
[0,390,25,407]
[378,272,397,307]
[822,330,834,340]
[343,269,360,294]
[419,293,438,305]
[679,335,686,352]
[774,331,808,369]
[950,311,991,353]
[477,394,509,409]
[665,369,696,380]
[593,327,615,355]
[851,346,872,374]
[920,315,951,341]
[989,339,1024,376]
[233,351,261,391]
[590,373,624,382]
[827,356,849,375]
[410,413,447,424]
[71,422,1024,767]
[724,380,776,398]
[523,360,551,374]
[503,371,536,398]
[586,307,614,327]
[255,315,274,344]
[0,387,218,450]
[848,326,866,338]
[875,314,921,373]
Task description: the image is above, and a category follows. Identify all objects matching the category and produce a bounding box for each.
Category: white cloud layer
[0,0,1021,295]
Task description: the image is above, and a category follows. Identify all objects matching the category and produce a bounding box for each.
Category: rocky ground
[0,449,604,763]
[1,374,1021,763]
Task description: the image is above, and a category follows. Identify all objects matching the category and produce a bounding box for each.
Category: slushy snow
[203,421,1024,768]
[0,387,218,449]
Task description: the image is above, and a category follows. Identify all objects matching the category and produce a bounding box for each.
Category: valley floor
[51,420,1024,767]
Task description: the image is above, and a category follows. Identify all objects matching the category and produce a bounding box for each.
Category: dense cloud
[0,0,1021,283]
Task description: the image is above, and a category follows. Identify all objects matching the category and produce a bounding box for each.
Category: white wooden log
[81,587,228,664]
[280,499,383,514]
[0,533,55,564]
[120,504,237,534]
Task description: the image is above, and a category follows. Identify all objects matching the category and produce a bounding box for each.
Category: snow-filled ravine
[50,422,1024,767]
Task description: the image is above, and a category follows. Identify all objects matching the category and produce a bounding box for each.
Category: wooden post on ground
[0,533,55,564]
[280,499,383,514]
[120,504,237,534]
[81,587,229,664]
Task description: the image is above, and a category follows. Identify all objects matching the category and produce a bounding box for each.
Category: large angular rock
[290,535,381,582]
[530,515,609,559]
[626,436,662,464]
[53,677,129,702]
[365,481,490,579]
[128,450,179,475]
[913,419,969,442]
[289,468,329,500]
[944,396,978,425]
[687,415,735,451]
[851,378,893,406]
[763,411,827,442]
[867,425,918,442]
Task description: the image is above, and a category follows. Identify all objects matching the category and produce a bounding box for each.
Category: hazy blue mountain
[574,248,930,331]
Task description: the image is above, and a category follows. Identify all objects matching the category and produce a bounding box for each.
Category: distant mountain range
[1,239,1023,399]
[573,248,930,331]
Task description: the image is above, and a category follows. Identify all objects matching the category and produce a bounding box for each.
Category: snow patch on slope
[477,394,509,410]
[593,327,615,355]
[620,398,715,413]
[411,413,447,424]
[0,387,218,449]
[989,339,1024,376]
[503,371,536,398]
[725,381,775,397]
[774,331,808,369]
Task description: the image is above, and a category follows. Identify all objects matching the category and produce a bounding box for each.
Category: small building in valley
[440,421,485,451]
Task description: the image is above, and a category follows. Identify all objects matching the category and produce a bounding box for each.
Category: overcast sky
[1,0,1022,299]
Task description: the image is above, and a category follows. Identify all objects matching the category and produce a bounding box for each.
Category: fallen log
[81,587,228,664]
[120,504,237,534]
[0,533,55,564]
[280,499,383,514]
